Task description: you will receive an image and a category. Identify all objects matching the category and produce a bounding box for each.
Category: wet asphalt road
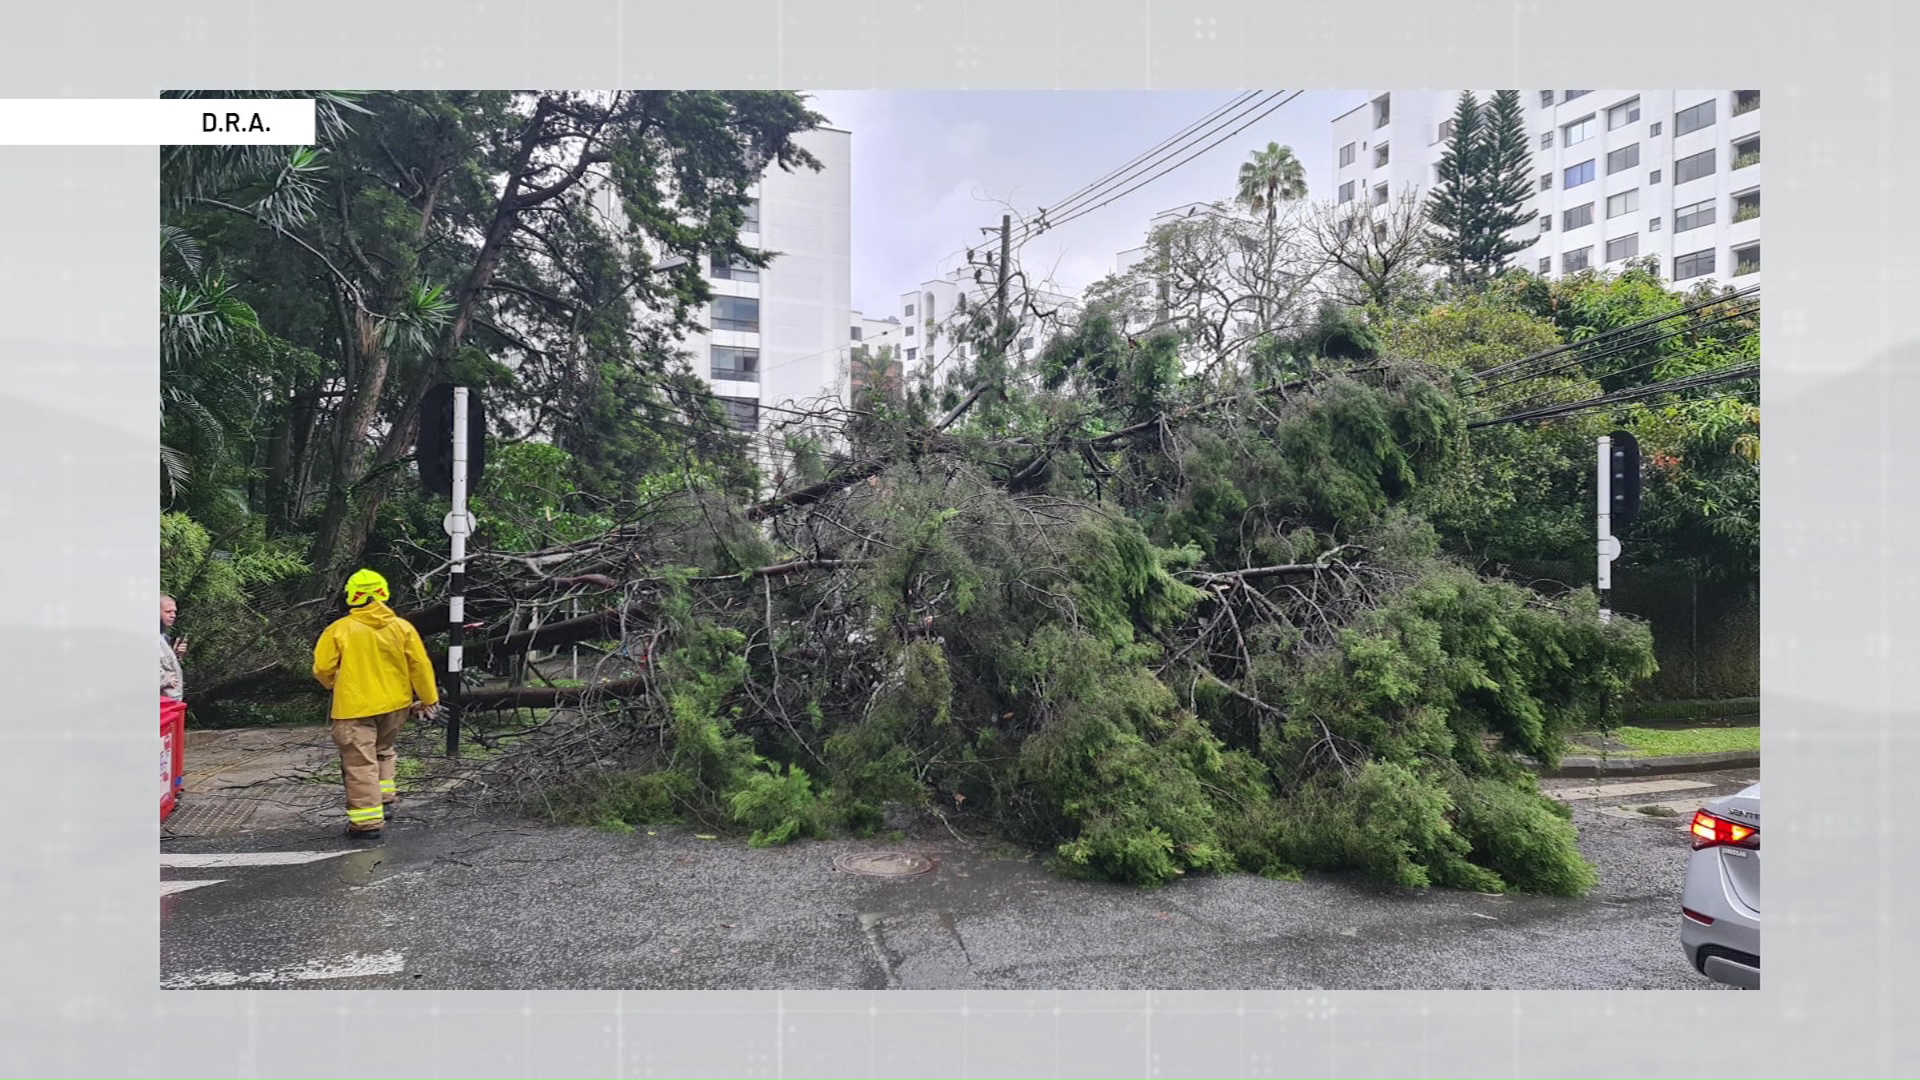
[159,770,1754,991]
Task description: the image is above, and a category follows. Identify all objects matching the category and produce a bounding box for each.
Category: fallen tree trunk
[461,675,652,711]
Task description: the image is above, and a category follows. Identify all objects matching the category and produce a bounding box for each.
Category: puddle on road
[336,849,388,886]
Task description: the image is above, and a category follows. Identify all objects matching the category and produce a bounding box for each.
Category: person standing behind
[311,569,440,838]
[160,594,187,701]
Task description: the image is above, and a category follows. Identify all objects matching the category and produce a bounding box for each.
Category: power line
[1466,283,1760,385]
[1011,91,1281,243]
[1481,327,1758,419]
[1468,302,1760,401]
[1016,91,1308,244]
[1468,296,1760,399]
[1468,362,1758,429]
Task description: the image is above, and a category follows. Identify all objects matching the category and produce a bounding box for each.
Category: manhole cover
[834,851,934,877]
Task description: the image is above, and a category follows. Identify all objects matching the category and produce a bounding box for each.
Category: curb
[1530,750,1760,779]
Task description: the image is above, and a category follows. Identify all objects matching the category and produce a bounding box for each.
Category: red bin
[161,698,186,822]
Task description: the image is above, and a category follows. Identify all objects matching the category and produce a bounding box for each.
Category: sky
[803,90,1365,318]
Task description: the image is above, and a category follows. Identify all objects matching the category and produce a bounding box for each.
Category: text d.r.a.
[201,111,270,133]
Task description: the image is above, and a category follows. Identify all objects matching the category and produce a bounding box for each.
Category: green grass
[1619,698,1758,724]
[1609,725,1759,758]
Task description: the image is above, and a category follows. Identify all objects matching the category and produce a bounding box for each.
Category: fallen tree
[426,337,1654,896]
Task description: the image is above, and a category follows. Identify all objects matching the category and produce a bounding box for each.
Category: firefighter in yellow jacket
[312,569,440,837]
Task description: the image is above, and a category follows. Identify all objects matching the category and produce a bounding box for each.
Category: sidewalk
[163,727,341,839]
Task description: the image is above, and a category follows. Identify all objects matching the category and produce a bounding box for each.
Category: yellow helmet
[344,569,390,607]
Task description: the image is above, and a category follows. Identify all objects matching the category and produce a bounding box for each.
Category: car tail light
[1690,809,1759,851]
[1682,907,1715,925]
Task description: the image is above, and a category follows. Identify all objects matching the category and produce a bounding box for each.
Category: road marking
[160,851,355,869]
[1551,779,1712,802]
[160,949,406,989]
[160,880,225,895]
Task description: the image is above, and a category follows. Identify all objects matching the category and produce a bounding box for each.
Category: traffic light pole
[445,386,470,757]
[1597,434,1621,624]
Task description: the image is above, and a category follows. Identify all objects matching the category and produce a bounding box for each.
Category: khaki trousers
[330,708,408,832]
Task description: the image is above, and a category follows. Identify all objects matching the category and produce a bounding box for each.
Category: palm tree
[1235,142,1308,226]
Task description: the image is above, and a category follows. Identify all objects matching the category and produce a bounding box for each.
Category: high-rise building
[1330,90,1761,288]
[695,126,854,439]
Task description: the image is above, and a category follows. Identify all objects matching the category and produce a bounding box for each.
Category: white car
[1680,782,1760,989]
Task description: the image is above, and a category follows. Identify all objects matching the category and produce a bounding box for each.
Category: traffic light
[1608,430,1641,531]
[417,383,486,497]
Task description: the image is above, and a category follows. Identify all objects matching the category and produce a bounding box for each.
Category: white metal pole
[446,386,470,756]
[1597,435,1614,625]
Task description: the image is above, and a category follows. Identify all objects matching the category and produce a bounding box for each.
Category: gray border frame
[4,0,1917,1075]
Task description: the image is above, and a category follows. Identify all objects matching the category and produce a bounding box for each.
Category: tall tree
[1476,90,1537,276]
[1426,90,1534,284]
[1306,189,1436,312]
[1234,141,1308,227]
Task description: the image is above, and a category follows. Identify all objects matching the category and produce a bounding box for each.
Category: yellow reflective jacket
[312,601,440,720]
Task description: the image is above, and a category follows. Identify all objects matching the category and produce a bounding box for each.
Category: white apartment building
[1330,89,1761,289]
[695,126,855,440]
[893,268,1078,385]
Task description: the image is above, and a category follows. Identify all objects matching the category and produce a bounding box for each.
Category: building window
[1372,183,1388,207]
[1370,142,1388,167]
[710,345,759,382]
[1437,119,1455,143]
[1564,159,1596,188]
[1674,248,1715,280]
[904,302,915,317]
[1540,90,1555,108]
[925,292,937,319]
[1372,94,1391,128]
[1562,115,1596,146]
[1339,142,1356,167]
[1650,121,1662,137]
[904,324,915,337]
[1563,246,1592,273]
[1734,90,1761,116]
[1564,202,1595,231]
[1540,172,1553,191]
[1675,148,1716,184]
[1607,97,1641,130]
[712,295,759,333]
[1541,131,1554,150]
[1733,243,1761,276]
[1539,214,1551,233]
[1607,189,1639,218]
[741,199,760,232]
[850,325,863,341]
[1675,99,1716,136]
[905,347,917,361]
[1675,198,1717,233]
[1606,234,1639,262]
[1564,90,1591,102]
[709,255,759,283]
[1020,336,1035,352]
[1733,188,1761,222]
[1733,136,1760,169]
[720,396,758,432]
[1650,216,1662,231]
[1338,180,1355,203]
[1538,256,1552,274]
[1607,143,1640,174]
[1650,168,1663,184]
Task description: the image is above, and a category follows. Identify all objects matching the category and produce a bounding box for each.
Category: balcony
[1733,90,1760,116]
[1733,243,1761,277]
[1733,136,1760,170]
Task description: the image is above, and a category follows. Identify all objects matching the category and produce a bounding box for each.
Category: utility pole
[995,213,1011,349]
[445,387,471,757]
